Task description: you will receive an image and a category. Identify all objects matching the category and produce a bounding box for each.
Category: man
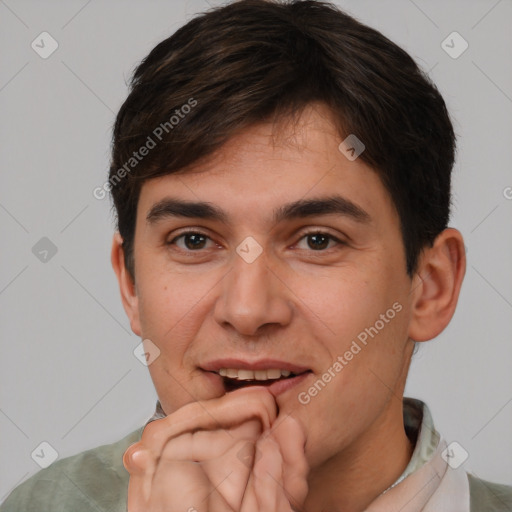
[1,0,511,511]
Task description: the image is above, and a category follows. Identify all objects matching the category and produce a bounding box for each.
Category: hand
[240,413,309,512]
[123,387,279,511]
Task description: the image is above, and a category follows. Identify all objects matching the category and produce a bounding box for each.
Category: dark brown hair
[109,0,455,279]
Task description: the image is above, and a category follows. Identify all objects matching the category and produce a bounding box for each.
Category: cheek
[286,295,409,466]
[137,280,173,335]
[136,279,193,369]
[136,258,195,331]
[298,270,384,344]
[135,267,219,364]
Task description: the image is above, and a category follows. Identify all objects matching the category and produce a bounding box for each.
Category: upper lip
[201,358,311,373]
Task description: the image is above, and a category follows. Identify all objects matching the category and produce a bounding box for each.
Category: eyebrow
[146,195,371,225]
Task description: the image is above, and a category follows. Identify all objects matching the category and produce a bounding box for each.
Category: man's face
[129,104,416,468]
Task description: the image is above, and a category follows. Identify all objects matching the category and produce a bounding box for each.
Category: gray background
[1,0,511,501]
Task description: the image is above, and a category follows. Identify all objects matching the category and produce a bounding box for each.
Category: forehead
[137,104,398,229]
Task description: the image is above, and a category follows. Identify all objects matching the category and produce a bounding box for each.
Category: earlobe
[408,228,466,342]
[111,233,141,336]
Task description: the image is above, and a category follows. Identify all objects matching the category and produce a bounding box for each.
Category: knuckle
[123,444,152,474]
[141,420,167,448]
[122,444,138,471]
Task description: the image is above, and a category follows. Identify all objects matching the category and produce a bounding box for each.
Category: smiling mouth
[212,368,312,392]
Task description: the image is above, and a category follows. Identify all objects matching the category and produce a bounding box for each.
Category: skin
[122,387,308,511]
[112,102,466,511]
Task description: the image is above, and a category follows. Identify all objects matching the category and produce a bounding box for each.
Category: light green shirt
[1,397,510,511]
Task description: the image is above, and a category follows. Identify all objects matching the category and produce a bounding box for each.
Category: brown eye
[169,231,212,251]
[295,231,344,251]
[306,233,330,250]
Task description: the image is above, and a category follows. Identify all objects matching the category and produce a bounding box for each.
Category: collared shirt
[1,397,511,511]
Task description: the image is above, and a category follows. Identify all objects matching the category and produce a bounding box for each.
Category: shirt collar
[381,396,440,494]
[367,397,470,511]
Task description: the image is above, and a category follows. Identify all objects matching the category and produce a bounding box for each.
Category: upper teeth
[218,368,292,380]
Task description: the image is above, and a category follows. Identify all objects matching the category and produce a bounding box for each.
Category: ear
[111,232,141,337]
[408,228,466,342]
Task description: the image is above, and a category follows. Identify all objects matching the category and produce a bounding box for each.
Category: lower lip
[202,370,311,397]
[266,371,311,397]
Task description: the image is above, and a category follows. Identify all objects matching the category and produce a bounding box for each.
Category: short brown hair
[109,0,455,279]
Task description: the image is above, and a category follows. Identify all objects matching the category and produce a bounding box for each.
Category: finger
[267,414,309,507]
[159,418,262,461]
[124,388,276,512]
[241,435,288,512]
[155,424,259,509]
[153,437,253,512]
[205,485,236,512]
[123,446,154,511]
[123,387,273,502]
[154,417,262,507]
[123,416,262,485]
[202,438,257,511]
[125,437,241,512]
[139,386,277,459]
[150,459,218,512]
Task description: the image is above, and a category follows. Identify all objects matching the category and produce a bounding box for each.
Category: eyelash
[167,229,346,254]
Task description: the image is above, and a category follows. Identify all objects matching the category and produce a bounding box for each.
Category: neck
[303,397,414,512]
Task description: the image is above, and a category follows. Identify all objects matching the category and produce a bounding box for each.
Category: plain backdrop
[1,0,511,501]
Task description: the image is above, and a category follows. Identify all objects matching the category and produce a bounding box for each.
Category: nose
[213,248,293,337]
